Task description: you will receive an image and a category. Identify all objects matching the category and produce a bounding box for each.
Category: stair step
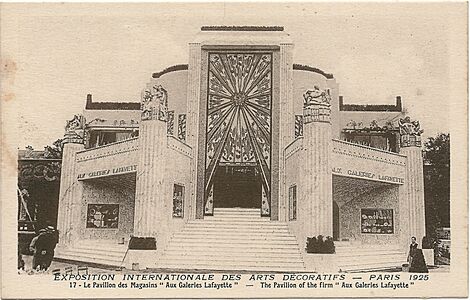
[339,261,404,272]
[336,250,404,256]
[174,232,295,238]
[165,243,300,250]
[72,246,127,254]
[158,259,305,267]
[169,237,298,244]
[164,248,302,256]
[56,252,124,266]
[69,250,126,259]
[160,255,303,263]
[188,220,287,225]
[156,263,304,272]
[181,226,290,231]
[161,252,302,259]
[213,208,261,212]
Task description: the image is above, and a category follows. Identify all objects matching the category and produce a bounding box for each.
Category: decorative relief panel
[141,84,168,121]
[178,114,186,142]
[172,184,184,218]
[398,117,423,147]
[294,115,303,138]
[205,52,272,211]
[167,111,175,135]
[289,185,297,221]
[303,86,331,124]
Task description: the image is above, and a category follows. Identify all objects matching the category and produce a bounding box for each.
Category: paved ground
[19,255,451,275]
[20,255,113,275]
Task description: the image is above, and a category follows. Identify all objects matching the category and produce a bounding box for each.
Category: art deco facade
[56,26,425,272]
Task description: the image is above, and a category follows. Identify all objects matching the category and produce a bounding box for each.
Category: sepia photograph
[1,2,467,298]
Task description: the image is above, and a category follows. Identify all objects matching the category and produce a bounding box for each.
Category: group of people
[28,226,59,272]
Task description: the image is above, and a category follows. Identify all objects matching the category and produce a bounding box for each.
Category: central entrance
[213,166,262,209]
[203,52,273,216]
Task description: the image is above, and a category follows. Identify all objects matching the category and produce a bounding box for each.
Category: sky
[1,3,465,149]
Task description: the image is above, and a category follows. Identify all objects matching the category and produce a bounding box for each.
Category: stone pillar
[133,84,168,238]
[57,115,85,246]
[278,43,294,221]
[301,87,333,242]
[186,42,202,220]
[399,117,426,245]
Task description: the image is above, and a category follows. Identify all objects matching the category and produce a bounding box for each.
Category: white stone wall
[80,180,135,242]
[153,71,188,116]
[338,185,400,245]
[284,138,305,248]
[154,139,193,249]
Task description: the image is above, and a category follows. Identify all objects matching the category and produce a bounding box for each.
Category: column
[301,87,333,242]
[186,42,202,220]
[57,115,85,246]
[133,84,168,240]
[278,43,294,221]
[399,117,426,245]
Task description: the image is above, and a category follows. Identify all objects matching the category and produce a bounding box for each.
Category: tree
[43,138,64,159]
[423,133,450,238]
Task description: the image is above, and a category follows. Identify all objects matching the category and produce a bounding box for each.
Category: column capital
[63,114,85,145]
[399,116,423,147]
[303,87,331,124]
[141,84,168,122]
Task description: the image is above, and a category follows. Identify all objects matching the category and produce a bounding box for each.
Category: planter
[304,254,339,272]
[422,249,435,266]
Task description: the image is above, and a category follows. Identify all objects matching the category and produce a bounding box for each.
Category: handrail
[332,138,406,158]
[77,137,139,154]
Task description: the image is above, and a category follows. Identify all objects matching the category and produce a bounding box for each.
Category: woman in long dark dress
[409,249,429,273]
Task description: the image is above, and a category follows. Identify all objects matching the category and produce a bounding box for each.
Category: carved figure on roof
[399,117,423,136]
[63,115,85,144]
[65,115,84,132]
[25,146,34,158]
[141,84,168,121]
[303,86,331,107]
[399,116,423,147]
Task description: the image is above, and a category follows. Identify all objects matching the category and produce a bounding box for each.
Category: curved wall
[151,70,189,116]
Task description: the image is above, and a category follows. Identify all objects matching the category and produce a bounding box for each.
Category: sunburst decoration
[205,53,272,205]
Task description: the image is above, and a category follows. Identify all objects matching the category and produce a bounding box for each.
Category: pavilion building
[55,26,425,272]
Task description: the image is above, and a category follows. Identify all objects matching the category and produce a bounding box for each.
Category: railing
[76,137,139,163]
[167,136,192,158]
[284,137,303,160]
[332,139,406,167]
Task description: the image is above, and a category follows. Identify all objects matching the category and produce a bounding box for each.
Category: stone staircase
[156,208,306,272]
[55,240,127,268]
[335,242,407,272]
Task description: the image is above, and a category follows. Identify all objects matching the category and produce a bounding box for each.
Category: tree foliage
[43,138,64,159]
[423,133,450,237]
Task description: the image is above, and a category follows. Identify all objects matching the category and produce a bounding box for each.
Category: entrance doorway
[202,52,273,217]
[213,166,261,209]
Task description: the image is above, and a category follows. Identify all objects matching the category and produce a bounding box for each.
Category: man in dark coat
[43,226,59,270]
[29,229,48,271]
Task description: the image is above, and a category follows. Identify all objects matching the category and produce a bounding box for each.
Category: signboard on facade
[360,208,394,234]
[332,167,404,185]
[77,164,137,180]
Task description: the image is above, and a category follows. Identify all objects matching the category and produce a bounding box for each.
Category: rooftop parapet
[339,96,402,112]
